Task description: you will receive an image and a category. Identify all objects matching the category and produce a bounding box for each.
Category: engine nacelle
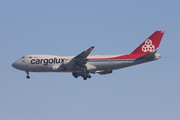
[97,70,113,75]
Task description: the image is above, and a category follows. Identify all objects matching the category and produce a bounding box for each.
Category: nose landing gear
[26,71,30,79]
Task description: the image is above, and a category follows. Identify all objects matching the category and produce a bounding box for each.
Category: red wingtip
[87,46,95,51]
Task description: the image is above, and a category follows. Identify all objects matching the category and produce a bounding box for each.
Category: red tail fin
[131,30,165,54]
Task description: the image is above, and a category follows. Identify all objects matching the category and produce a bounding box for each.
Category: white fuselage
[12,54,160,73]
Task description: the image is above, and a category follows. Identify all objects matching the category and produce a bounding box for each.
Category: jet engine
[97,70,113,75]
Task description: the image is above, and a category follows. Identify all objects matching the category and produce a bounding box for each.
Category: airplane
[12,30,164,80]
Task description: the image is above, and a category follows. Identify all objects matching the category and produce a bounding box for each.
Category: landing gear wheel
[74,75,78,78]
[72,72,78,78]
[87,74,91,78]
[26,71,30,79]
[26,76,30,79]
[83,77,87,80]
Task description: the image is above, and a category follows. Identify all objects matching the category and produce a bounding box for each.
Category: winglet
[86,46,95,51]
[131,30,165,54]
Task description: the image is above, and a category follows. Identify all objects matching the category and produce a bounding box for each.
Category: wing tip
[87,46,95,51]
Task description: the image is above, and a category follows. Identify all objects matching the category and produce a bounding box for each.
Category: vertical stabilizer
[131,30,164,54]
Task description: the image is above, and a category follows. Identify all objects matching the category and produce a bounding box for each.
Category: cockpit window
[29,57,32,58]
[21,56,25,58]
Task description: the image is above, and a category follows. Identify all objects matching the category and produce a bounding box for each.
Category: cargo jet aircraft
[12,30,164,80]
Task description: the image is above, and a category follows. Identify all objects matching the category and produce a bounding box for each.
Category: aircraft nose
[12,62,18,68]
[12,60,22,69]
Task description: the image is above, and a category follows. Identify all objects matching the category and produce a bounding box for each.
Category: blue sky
[0,0,180,120]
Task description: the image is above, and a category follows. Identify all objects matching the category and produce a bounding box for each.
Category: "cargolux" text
[31,58,65,66]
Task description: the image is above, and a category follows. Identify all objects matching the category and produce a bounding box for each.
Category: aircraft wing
[74,46,94,59]
[69,46,95,66]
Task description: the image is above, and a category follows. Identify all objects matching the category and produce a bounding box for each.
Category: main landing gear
[72,72,91,80]
[82,73,91,80]
[26,71,30,79]
[72,72,78,78]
